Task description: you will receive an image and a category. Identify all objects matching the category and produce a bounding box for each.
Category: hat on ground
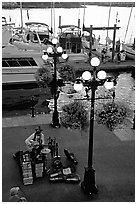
[10,187,20,196]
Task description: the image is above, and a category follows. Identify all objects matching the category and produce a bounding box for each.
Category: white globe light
[57,46,63,53]
[90,57,100,67]
[82,71,92,80]
[42,54,48,61]
[62,53,68,60]
[104,81,114,89]
[52,38,58,45]
[97,70,107,80]
[74,83,83,91]
[47,46,53,53]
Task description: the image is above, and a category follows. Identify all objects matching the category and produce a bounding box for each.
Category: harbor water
[2,5,135,44]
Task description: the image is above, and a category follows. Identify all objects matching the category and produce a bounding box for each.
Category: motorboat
[122,43,135,60]
[58,25,82,53]
[2,43,47,85]
[25,22,53,43]
[3,22,53,52]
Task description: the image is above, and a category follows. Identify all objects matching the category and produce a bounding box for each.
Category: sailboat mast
[124,5,133,42]
[51,2,53,34]
[106,3,111,45]
[53,2,55,35]
[20,2,23,33]
[82,2,86,35]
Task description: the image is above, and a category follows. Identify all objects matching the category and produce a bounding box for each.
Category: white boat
[11,40,49,52]
[58,25,82,53]
[82,36,112,59]
[122,43,135,60]
[25,22,53,43]
[2,43,46,84]
[3,22,53,52]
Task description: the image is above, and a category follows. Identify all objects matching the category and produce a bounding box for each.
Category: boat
[11,37,49,52]
[81,31,113,59]
[122,5,135,60]
[2,43,47,85]
[57,16,88,62]
[25,22,53,43]
[122,43,135,60]
[58,24,82,54]
[3,22,53,52]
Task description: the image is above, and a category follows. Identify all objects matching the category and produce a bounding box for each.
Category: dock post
[31,96,35,117]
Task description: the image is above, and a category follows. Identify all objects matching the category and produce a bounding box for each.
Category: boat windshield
[60,26,81,37]
[25,22,49,34]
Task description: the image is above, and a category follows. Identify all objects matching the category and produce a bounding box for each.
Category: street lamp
[74,57,115,194]
[42,38,68,128]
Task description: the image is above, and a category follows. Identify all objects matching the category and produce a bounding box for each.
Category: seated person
[25,126,45,160]
[13,126,45,163]
[25,126,45,151]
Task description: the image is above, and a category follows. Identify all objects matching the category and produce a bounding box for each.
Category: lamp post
[42,38,68,128]
[74,57,115,194]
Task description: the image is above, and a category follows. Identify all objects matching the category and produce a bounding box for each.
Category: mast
[82,2,86,35]
[20,2,23,33]
[53,2,55,35]
[124,5,133,42]
[106,2,111,45]
[51,2,53,34]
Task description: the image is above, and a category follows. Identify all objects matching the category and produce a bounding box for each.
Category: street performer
[25,126,45,159]
[25,126,45,150]
[13,126,45,164]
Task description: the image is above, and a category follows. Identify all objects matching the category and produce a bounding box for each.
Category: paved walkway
[2,114,135,141]
[2,113,52,128]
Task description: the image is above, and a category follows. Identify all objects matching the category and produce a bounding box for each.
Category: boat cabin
[25,22,52,42]
[58,25,82,53]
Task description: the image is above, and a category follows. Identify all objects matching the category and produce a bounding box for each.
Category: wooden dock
[68,59,135,74]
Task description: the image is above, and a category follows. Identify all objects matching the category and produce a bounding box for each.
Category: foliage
[35,65,53,88]
[60,101,89,130]
[95,101,128,130]
[58,64,76,82]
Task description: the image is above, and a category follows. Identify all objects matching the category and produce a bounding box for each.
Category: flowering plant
[95,101,128,130]
[60,101,89,130]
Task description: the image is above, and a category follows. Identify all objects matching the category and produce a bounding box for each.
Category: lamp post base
[52,110,60,128]
[81,167,98,195]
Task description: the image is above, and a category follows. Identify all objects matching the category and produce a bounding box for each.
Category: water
[2,5,135,44]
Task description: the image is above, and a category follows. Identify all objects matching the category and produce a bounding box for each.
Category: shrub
[58,64,76,82]
[95,101,128,130]
[60,101,89,130]
[35,65,53,88]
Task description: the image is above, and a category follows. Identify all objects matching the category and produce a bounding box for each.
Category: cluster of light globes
[42,38,68,61]
[74,57,114,91]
